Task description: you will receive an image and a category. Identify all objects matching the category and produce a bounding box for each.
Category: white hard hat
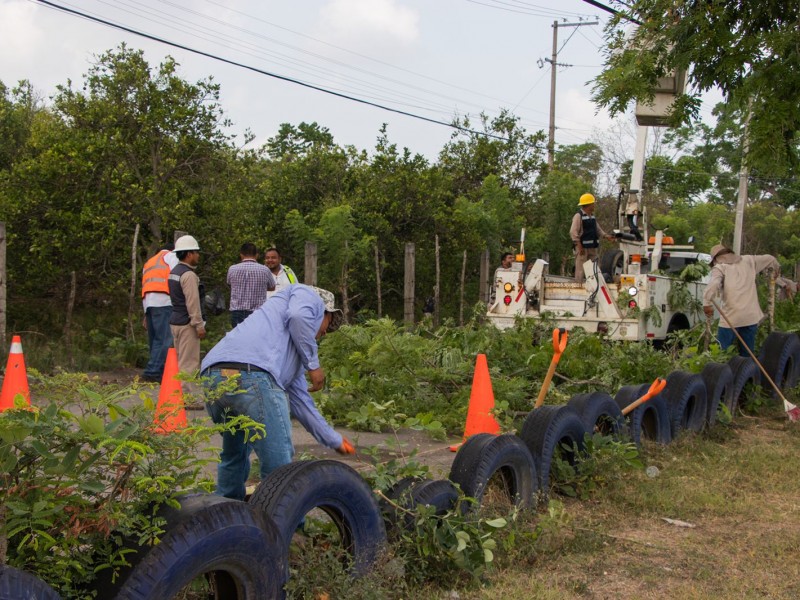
[174,235,200,252]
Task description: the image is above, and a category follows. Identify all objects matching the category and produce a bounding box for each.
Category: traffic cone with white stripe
[0,335,31,411]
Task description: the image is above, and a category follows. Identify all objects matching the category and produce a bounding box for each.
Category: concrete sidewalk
[185,405,463,480]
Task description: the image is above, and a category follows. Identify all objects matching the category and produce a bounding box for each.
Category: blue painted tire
[728,356,761,414]
[449,433,538,510]
[0,565,61,600]
[701,362,734,426]
[614,384,672,446]
[567,392,627,438]
[114,494,284,600]
[248,460,386,577]
[664,371,708,436]
[518,405,586,494]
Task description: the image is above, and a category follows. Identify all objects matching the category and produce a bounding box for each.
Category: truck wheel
[567,392,626,437]
[114,496,285,600]
[599,249,624,282]
[0,565,61,600]
[759,332,800,397]
[701,362,733,426]
[664,371,708,436]
[248,460,386,577]
[614,384,671,446]
[449,433,537,510]
[519,405,586,495]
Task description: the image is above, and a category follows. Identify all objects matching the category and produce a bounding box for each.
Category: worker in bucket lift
[570,193,615,284]
[490,252,515,303]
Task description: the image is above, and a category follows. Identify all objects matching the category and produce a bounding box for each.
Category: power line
[35,0,546,150]
[578,0,641,25]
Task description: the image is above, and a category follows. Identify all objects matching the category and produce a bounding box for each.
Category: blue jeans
[718,325,758,357]
[204,369,294,500]
[144,306,174,378]
[229,310,252,328]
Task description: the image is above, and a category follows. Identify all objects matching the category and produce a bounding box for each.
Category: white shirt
[143,251,179,310]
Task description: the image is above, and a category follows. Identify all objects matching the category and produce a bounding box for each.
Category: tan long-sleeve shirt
[703,253,780,328]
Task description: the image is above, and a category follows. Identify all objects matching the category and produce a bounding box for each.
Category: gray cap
[311,286,344,332]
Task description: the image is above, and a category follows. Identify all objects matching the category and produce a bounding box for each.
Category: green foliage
[551,433,643,500]
[0,373,261,597]
[593,1,800,175]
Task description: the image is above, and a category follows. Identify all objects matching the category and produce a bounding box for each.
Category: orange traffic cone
[449,354,500,451]
[0,335,31,412]
[153,348,187,433]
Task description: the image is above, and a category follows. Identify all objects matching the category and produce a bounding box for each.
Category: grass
[443,404,800,599]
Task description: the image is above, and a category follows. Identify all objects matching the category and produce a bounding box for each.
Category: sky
[0,0,716,163]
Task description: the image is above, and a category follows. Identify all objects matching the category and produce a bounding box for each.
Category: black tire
[759,332,800,397]
[701,362,734,426]
[449,433,538,510]
[614,384,672,446]
[518,405,586,494]
[0,565,61,600]
[600,249,624,282]
[115,495,285,600]
[728,356,761,414]
[567,392,627,438]
[664,371,708,436]
[248,460,386,577]
[401,479,460,526]
[380,475,423,537]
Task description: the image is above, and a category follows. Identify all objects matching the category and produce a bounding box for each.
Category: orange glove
[336,436,356,455]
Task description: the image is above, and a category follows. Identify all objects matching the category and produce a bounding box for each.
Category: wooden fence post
[459,250,467,326]
[374,243,382,318]
[0,222,6,354]
[479,249,490,303]
[304,241,318,286]
[433,234,440,328]
[404,243,415,325]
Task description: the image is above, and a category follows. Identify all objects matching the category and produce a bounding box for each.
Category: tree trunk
[479,249,490,303]
[374,243,382,318]
[127,224,140,342]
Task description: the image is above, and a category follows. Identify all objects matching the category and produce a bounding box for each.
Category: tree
[593,1,800,174]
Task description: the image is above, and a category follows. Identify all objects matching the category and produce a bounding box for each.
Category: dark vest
[169,263,205,325]
[578,209,599,249]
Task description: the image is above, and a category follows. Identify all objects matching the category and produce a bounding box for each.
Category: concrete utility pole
[733,104,753,254]
[545,19,598,169]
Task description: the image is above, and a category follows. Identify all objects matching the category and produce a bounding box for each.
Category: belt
[205,362,266,373]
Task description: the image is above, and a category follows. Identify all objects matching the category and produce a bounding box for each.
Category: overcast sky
[0,0,713,162]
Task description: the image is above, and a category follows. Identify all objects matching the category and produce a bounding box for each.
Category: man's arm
[703,266,724,316]
[285,375,343,450]
[753,254,780,275]
[569,213,582,246]
[181,271,206,337]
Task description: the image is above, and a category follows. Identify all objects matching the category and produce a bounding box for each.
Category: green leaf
[79,414,105,435]
[484,517,507,528]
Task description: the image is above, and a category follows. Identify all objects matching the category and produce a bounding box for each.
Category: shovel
[621,377,667,416]
[534,328,568,409]
[710,299,800,421]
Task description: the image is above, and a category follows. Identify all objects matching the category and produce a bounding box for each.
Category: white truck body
[487,240,711,342]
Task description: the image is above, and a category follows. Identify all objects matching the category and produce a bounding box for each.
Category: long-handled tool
[710,299,800,421]
[621,377,667,416]
[534,328,568,409]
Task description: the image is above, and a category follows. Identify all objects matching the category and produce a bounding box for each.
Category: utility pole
[545,20,598,169]
[733,103,753,254]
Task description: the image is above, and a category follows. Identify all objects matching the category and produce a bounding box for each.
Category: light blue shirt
[202,284,342,449]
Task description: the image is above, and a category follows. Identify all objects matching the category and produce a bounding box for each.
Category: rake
[710,299,800,421]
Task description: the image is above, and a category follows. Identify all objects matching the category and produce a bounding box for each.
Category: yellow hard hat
[578,193,596,206]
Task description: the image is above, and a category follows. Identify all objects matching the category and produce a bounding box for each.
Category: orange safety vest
[142,250,171,297]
